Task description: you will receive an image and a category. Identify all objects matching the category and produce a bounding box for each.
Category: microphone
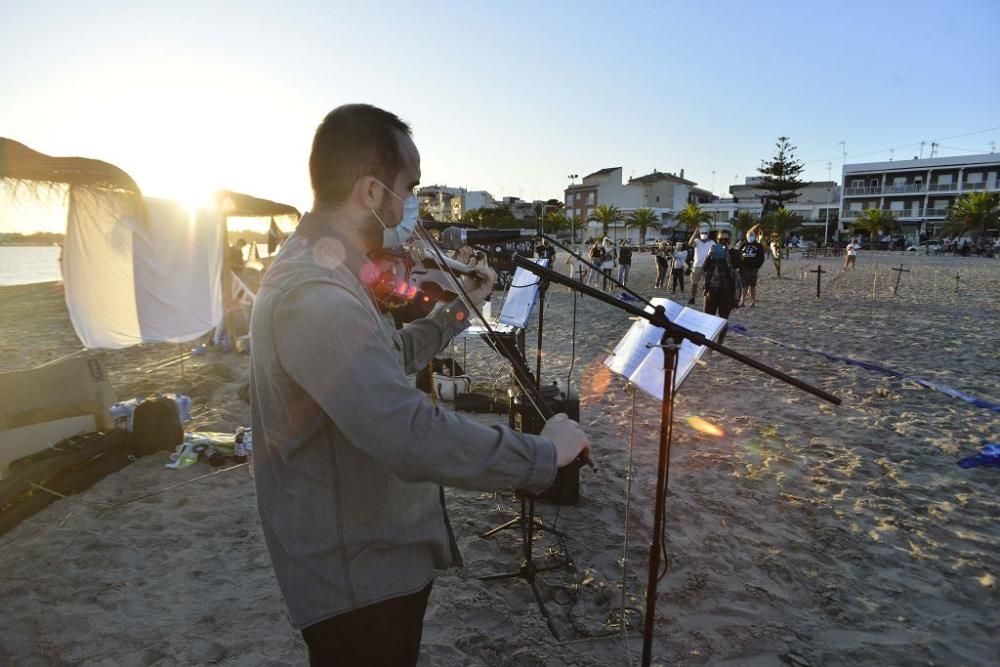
[439,227,537,250]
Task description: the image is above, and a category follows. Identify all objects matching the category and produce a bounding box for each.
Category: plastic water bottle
[233,427,248,464]
[244,429,254,479]
[171,394,193,423]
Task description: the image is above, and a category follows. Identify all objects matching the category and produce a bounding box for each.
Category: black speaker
[510,382,581,505]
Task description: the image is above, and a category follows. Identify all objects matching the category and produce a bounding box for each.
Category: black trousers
[670,268,685,292]
[301,582,432,666]
[704,289,734,319]
[654,259,668,287]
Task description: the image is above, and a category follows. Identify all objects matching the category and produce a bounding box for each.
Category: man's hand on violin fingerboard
[464,266,496,307]
[451,246,475,265]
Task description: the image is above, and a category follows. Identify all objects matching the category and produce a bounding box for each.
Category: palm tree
[588,204,624,239]
[569,216,587,243]
[852,208,898,246]
[676,203,712,233]
[763,207,803,276]
[625,208,661,246]
[730,209,760,240]
[946,191,1000,239]
[764,207,803,244]
[542,210,570,235]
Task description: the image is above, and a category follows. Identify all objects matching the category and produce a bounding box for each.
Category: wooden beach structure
[0,137,298,535]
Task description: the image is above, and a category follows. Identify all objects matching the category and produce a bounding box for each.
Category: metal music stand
[475,246,840,665]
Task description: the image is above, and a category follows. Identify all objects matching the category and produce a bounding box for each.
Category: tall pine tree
[757,136,807,208]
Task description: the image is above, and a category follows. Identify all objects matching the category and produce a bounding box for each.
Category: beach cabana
[0,138,299,349]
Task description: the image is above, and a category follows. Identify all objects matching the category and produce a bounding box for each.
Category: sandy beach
[1,249,998,666]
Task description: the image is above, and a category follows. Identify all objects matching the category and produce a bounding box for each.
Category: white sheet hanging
[62,189,223,349]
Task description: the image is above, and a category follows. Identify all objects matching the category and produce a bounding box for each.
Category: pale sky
[2,0,999,232]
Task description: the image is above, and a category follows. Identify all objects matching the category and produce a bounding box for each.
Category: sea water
[0,242,272,286]
[0,246,62,286]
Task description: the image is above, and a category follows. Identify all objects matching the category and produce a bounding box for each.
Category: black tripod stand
[478,488,575,639]
[477,272,579,639]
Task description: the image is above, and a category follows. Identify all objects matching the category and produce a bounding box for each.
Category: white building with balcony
[840,153,1000,240]
[700,177,841,240]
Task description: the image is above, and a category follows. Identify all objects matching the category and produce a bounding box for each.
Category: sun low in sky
[2,0,999,233]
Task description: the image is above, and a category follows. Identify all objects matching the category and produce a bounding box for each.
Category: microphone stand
[415,227,580,640]
[474,246,840,666]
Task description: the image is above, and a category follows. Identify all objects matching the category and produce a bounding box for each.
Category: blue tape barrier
[957,443,1000,469]
[727,323,1000,414]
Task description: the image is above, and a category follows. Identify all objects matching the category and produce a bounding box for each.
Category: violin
[361,245,483,320]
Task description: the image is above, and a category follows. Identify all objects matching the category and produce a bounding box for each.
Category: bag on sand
[132,397,184,457]
[417,358,471,401]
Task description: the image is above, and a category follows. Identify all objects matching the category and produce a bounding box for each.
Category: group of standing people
[651,240,689,292]
[576,237,634,291]
[649,225,767,318]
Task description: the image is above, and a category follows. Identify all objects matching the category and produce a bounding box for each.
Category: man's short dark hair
[309,104,411,206]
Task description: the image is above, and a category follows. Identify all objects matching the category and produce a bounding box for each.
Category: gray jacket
[249,218,557,629]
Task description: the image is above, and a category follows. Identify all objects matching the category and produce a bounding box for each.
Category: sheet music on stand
[461,257,549,335]
[604,298,727,400]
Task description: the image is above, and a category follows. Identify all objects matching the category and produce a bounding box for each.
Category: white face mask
[699,232,708,240]
[371,181,419,248]
[748,234,757,242]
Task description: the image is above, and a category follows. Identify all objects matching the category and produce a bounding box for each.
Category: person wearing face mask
[702,231,739,318]
[670,241,687,292]
[739,224,766,307]
[686,225,715,305]
[249,104,590,666]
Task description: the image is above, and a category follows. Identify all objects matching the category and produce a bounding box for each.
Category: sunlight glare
[687,415,724,437]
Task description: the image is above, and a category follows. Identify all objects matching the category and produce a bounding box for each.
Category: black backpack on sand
[131,397,184,458]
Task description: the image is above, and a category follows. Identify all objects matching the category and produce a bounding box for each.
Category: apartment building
[841,153,1000,239]
[702,177,841,237]
[449,189,496,220]
[417,186,498,221]
[564,167,714,241]
[417,185,463,221]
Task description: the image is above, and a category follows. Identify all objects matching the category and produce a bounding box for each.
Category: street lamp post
[566,175,579,241]
[824,162,832,246]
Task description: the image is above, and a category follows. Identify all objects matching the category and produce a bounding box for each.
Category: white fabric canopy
[62,189,224,349]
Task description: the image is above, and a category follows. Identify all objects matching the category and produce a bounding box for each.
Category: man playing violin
[249,103,591,666]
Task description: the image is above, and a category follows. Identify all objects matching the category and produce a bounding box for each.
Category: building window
[587,192,595,205]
